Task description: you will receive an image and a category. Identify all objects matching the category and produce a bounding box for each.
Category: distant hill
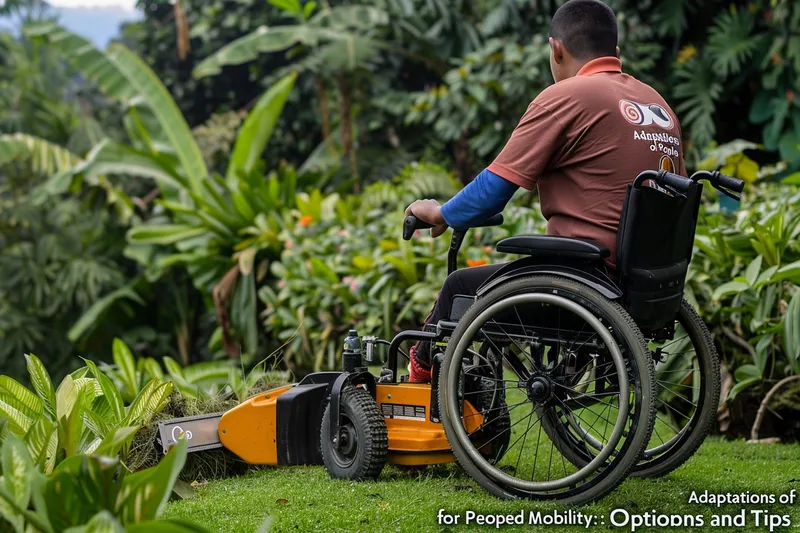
[0,5,141,49]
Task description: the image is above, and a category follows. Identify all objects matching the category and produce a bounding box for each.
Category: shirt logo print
[619,100,674,130]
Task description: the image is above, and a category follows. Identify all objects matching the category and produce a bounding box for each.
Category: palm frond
[707,8,764,77]
[674,56,722,148]
[0,133,80,176]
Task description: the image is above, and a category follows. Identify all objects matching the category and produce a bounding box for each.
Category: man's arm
[403,169,517,236]
[440,169,518,230]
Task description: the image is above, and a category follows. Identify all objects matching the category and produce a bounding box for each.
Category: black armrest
[496,235,609,260]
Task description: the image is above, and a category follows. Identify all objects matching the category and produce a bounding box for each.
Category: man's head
[549,0,619,83]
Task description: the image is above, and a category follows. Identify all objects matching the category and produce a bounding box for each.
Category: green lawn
[164,439,800,532]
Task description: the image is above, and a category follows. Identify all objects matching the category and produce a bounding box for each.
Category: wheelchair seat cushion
[496,235,610,260]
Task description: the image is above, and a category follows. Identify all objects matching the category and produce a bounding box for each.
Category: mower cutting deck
[157,330,495,480]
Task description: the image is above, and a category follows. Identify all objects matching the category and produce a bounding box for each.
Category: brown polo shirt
[488,56,685,268]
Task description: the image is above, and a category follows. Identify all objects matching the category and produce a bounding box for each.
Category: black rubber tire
[438,275,656,504]
[321,387,387,480]
[543,298,720,478]
[632,299,719,477]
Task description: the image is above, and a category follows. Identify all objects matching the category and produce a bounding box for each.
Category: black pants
[415,263,506,367]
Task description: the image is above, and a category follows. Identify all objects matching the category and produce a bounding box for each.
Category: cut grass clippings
[164,439,800,532]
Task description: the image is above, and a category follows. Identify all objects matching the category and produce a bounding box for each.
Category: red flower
[788,90,795,103]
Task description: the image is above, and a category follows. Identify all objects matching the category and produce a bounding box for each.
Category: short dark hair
[549,0,618,60]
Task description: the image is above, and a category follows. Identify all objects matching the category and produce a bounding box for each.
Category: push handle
[688,170,745,201]
[657,170,693,193]
[402,215,434,241]
[402,213,505,241]
[713,171,745,193]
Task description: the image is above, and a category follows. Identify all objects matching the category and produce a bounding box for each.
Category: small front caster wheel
[321,386,387,480]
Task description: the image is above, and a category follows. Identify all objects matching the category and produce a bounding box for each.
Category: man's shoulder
[533,73,674,115]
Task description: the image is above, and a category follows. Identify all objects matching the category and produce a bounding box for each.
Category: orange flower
[466,259,488,268]
[677,45,696,65]
[299,215,313,227]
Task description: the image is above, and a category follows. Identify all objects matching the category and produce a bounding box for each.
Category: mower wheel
[321,386,387,480]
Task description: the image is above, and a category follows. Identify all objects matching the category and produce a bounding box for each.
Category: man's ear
[616,46,621,58]
[549,37,564,64]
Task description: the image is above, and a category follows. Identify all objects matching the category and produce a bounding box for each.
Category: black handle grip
[474,213,504,228]
[714,172,745,193]
[658,170,692,193]
[403,213,505,241]
[403,216,433,241]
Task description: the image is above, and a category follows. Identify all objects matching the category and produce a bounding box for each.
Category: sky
[47,0,137,10]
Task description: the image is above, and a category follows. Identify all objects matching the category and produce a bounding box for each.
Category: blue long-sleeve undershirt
[440,168,518,230]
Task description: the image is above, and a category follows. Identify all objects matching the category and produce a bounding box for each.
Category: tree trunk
[454,132,473,185]
[336,74,360,191]
[315,75,331,140]
[174,0,190,61]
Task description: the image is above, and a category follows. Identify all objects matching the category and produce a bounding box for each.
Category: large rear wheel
[633,298,719,477]
[438,276,655,504]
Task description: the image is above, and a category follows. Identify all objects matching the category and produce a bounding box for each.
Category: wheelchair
[159,169,743,505]
[388,168,744,503]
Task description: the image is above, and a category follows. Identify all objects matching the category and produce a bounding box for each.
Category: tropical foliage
[0,435,207,533]
[0,0,799,442]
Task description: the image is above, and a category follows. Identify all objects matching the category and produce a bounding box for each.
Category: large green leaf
[2,435,33,511]
[23,417,56,470]
[61,383,96,457]
[783,290,800,367]
[106,44,207,195]
[181,361,232,387]
[24,354,56,422]
[231,274,258,356]
[23,22,139,104]
[227,73,297,183]
[68,285,145,342]
[0,398,34,436]
[64,510,124,533]
[55,375,77,422]
[0,377,43,421]
[711,280,749,301]
[45,454,122,531]
[127,225,209,246]
[64,139,188,192]
[112,339,138,398]
[123,380,172,428]
[93,426,139,458]
[193,26,312,78]
[161,358,199,399]
[0,133,80,176]
[115,438,187,524]
[83,359,124,424]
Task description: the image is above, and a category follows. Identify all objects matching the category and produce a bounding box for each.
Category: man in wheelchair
[404,0,686,383]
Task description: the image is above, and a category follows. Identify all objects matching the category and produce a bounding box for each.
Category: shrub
[0,435,206,532]
[688,181,800,401]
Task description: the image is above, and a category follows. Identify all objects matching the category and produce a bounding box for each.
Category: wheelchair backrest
[615,178,702,330]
